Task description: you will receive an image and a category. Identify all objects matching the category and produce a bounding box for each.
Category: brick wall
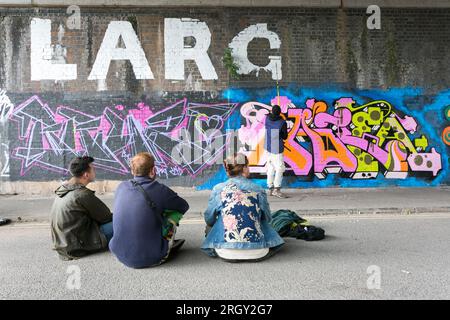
[0,6,449,190]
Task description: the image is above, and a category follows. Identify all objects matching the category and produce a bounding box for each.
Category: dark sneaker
[171,239,185,253]
[0,218,11,226]
[288,225,325,241]
[268,188,274,196]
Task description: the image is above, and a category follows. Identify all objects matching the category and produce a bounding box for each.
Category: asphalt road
[0,213,449,300]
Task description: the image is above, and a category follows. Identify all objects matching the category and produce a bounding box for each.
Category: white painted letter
[228,24,282,80]
[164,18,218,80]
[88,21,153,80]
[30,18,77,81]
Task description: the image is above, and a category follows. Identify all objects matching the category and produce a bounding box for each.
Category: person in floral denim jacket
[201,153,285,262]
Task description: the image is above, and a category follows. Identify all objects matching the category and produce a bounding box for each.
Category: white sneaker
[273,189,289,199]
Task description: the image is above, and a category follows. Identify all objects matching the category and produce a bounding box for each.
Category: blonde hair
[130,152,155,176]
[223,153,249,177]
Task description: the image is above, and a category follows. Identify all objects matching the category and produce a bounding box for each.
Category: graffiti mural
[442,105,450,146]
[238,96,442,180]
[0,89,14,177]
[8,95,238,179]
[3,87,450,188]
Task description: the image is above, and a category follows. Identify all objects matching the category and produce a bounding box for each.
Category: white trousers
[266,152,286,188]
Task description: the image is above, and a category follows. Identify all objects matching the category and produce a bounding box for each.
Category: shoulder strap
[130,180,165,225]
[130,179,157,209]
[131,180,156,209]
[130,180,170,230]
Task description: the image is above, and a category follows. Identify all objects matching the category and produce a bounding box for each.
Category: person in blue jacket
[110,152,189,268]
[201,153,284,262]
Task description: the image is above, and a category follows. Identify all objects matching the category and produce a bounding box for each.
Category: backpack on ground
[270,209,325,241]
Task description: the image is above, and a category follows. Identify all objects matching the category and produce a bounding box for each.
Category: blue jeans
[99,222,113,243]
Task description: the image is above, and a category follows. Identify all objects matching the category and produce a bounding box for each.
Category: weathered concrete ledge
[0,180,126,195]
[0,0,449,8]
[0,180,199,195]
[1,186,449,223]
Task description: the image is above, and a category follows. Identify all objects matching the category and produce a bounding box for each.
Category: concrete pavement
[1,187,449,223]
[1,185,449,300]
[0,213,449,299]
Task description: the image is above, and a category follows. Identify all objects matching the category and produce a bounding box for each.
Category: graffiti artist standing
[264,105,289,198]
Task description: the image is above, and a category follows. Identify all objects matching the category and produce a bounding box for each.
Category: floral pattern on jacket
[220,183,264,243]
[201,176,285,256]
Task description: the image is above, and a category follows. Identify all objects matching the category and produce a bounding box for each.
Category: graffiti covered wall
[225,87,450,189]
[0,90,13,178]
[3,87,449,189]
[7,93,238,182]
[1,7,450,189]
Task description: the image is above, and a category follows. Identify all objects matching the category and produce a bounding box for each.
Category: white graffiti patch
[229,23,282,80]
[0,89,14,123]
[30,18,77,81]
[0,89,12,177]
[0,143,9,177]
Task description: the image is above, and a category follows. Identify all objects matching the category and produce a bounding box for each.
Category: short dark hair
[69,156,94,177]
[271,105,281,116]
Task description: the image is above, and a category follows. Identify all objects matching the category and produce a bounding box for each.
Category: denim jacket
[201,176,285,256]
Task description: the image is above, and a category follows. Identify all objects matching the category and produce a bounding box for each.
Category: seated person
[51,156,113,260]
[201,153,284,262]
[109,152,189,268]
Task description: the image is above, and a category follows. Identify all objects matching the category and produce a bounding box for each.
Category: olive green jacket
[50,183,112,260]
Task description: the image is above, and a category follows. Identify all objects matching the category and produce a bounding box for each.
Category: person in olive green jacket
[51,156,112,260]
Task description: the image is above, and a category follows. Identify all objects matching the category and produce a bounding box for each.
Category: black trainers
[170,239,185,253]
[287,225,325,241]
[0,218,11,226]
